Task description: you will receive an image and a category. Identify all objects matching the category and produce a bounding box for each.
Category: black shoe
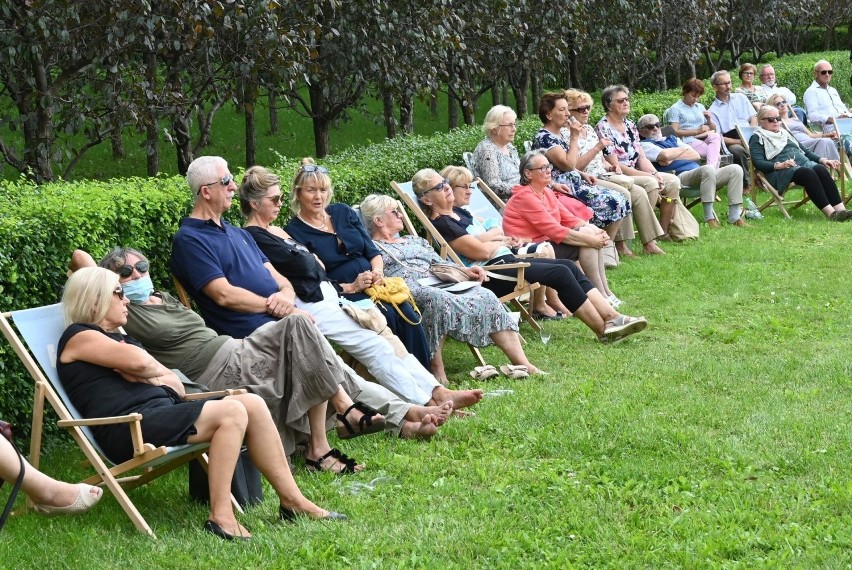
[203,519,250,541]
[279,506,348,522]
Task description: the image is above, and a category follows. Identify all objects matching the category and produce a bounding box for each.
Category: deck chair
[462,151,476,175]
[737,124,809,219]
[391,180,541,333]
[835,117,852,204]
[0,303,242,537]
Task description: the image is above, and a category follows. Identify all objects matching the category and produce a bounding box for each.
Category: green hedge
[2,51,849,430]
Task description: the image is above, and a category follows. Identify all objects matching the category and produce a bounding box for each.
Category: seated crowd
[9,57,849,540]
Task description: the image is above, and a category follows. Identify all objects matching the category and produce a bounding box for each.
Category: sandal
[599,315,648,344]
[499,364,529,379]
[335,402,386,439]
[305,448,359,474]
[532,311,562,321]
[469,365,499,380]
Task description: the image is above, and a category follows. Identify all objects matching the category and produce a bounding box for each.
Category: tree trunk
[448,93,459,130]
[268,88,279,135]
[309,83,330,157]
[382,89,397,139]
[491,80,502,107]
[531,72,542,112]
[110,122,125,159]
[244,81,257,167]
[502,80,509,105]
[144,52,159,177]
[173,113,193,176]
[400,93,413,135]
[508,68,530,119]
[430,88,439,118]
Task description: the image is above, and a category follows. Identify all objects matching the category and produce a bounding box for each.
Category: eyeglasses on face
[774,100,787,107]
[118,260,149,278]
[499,123,517,128]
[714,81,732,87]
[424,179,450,194]
[762,116,782,123]
[614,97,630,104]
[641,122,662,130]
[266,195,283,205]
[527,163,553,173]
[197,174,234,195]
[819,69,833,75]
[453,184,475,190]
[300,165,329,174]
[113,286,125,300]
[571,105,591,113]
[741,71,754,76]
[388,208,403,218]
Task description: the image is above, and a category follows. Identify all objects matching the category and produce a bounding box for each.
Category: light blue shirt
[708,93,756,135]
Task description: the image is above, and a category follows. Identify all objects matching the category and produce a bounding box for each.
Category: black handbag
[188,448,263,508]
[0,420,26,532]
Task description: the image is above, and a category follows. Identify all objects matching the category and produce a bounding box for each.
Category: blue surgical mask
[122,275,154,304]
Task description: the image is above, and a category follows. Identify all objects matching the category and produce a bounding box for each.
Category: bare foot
[406,402,452,426]
[433,387,483,410]
[642,241,666,255]
[615,244,636,257]
[399,415,439,440]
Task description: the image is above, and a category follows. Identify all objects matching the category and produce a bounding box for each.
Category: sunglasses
[614,97,630,104]
[424,179,450,194]
[388,208,403,218]
[198,174,234,195]
[117,260,149,278]
[762,116,782,123]
[774,100,787,107]
[641,122,662,130]
[300,165,329,174]
[266,195,283,205]
[571,105,591,113]
[113,286,125,300]
[819,70,833,75]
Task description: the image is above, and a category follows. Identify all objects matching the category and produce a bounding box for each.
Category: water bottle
[744,197,763,219]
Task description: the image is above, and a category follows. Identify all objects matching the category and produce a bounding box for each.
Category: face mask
[122,275,154,304]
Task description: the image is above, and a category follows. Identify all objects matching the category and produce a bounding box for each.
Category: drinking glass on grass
[539,319,554,344]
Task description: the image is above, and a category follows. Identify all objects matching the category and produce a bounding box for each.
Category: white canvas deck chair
[391,180,541,333]
[737,124,809,219]
[0,303,241,537]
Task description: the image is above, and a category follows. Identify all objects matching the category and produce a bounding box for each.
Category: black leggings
[484,255,594,313]
[791,164,841,209]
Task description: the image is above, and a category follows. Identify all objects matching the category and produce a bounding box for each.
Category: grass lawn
[2,195,850,568]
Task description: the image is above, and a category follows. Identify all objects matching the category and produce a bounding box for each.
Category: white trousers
[295,282,439,405]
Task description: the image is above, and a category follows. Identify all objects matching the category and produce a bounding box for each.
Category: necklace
[298,213,328,231]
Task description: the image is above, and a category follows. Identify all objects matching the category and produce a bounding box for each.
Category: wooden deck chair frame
[391,180,541,334]
[737,124,809,219]
[0,303,243,537]
[834,117,852,204]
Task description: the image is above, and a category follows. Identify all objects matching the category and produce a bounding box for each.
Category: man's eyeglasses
[424,179,450,194]
[198,174,234,195]
[118,260,149,278]
[641,122,662,130]
[762,116,782,123]
[774,100,787,107]
[266,195,282,205]
[527,164,553,173]
[819,69,833,75]
[113,286,125,300]
[499,123,517,128]
[714,81,732,86]
[571,105,591,113]
[300,165,329,174]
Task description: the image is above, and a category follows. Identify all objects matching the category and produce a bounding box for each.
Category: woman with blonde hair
[766,93,840,160]
[564,88,666,256]
[471,105,522,200]
[58,267,344,541]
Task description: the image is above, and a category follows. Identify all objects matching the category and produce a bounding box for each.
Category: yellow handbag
[363,277,422,325]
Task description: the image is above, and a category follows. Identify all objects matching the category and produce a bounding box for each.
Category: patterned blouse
[571,124,609,177]
[595,115,643,168]
[471,138,520,200]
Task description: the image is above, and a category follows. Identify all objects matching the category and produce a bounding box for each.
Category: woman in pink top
[502,150,620,305]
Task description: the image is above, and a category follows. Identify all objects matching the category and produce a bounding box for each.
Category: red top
[501,184,584,243]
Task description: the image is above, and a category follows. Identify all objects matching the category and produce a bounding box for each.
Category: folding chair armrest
[481,262,530,271]
[183,388,247,401]
[57,412,144,428]
[513,252,545,259]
